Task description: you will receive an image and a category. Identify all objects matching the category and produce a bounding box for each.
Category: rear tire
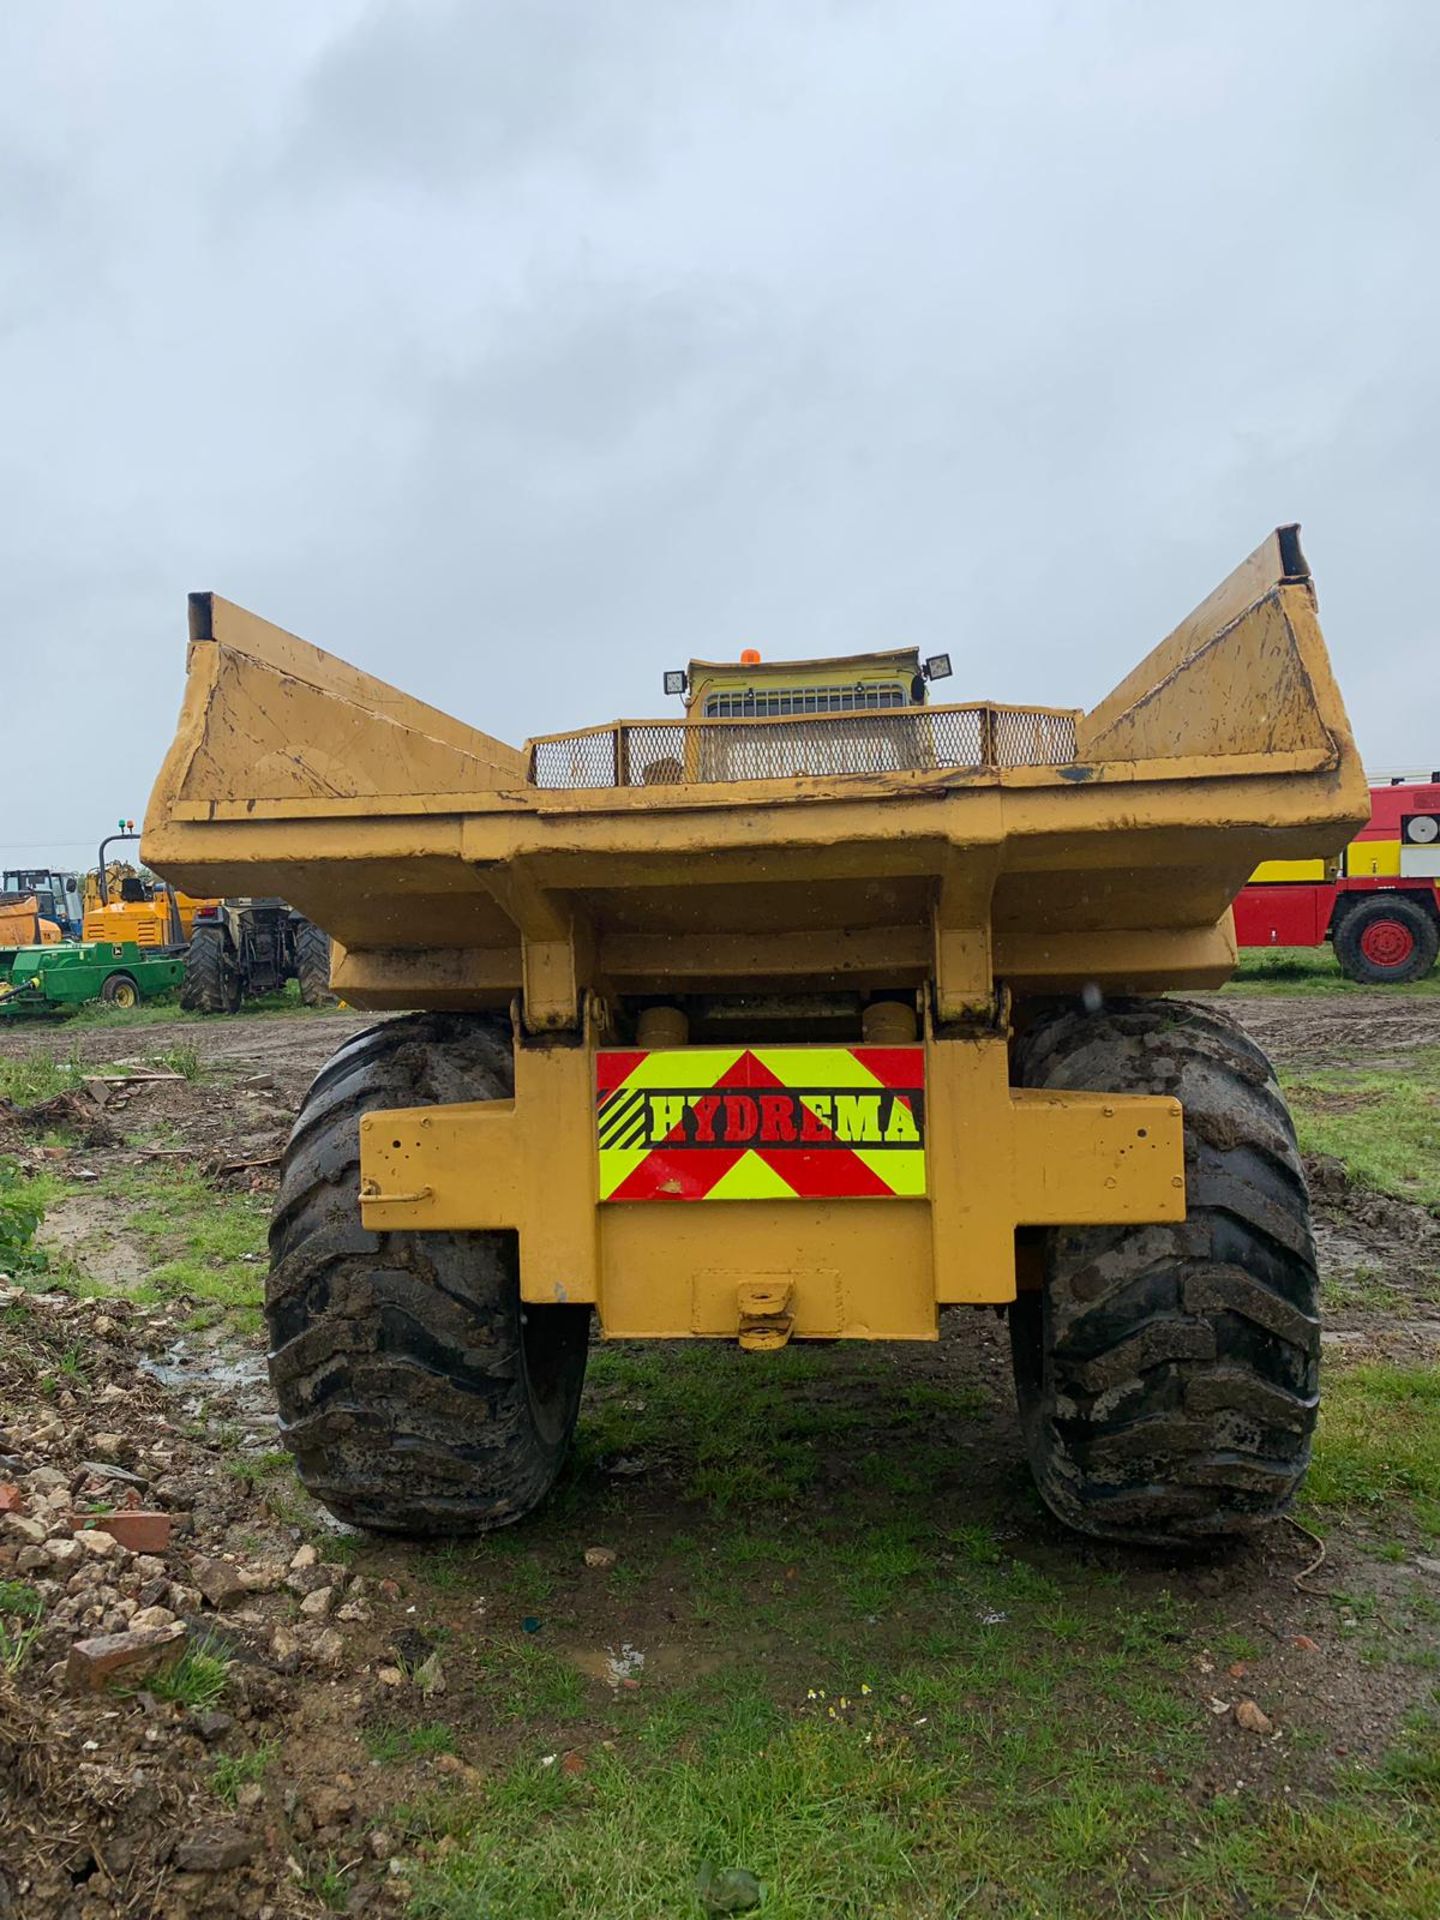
[180,927,241,1014]
[267,1013,590,1535]
[1333,896,1437,985]
[294,919,335,1007]
[1009,998,1320,1547]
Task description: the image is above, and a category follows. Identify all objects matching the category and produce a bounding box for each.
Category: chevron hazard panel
[596,1047,926,1201]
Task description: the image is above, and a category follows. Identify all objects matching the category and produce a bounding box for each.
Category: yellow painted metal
[1249,858,1331,884]
[142,532,1367,1016]
[81,889,214,948]
[1344,839,1402,879]
[357,1024,1183,1331]
[142,528,1367,1342]
[0,897,61,947]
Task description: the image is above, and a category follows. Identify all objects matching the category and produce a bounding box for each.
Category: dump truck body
[2,870,82,940]
[0,895,62,949]
[143,527,1367,1545]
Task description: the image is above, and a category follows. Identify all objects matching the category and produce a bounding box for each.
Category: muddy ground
[0,993,1437,1918]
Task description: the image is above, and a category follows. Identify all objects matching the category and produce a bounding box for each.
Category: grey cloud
[278,0,686,192]
[0,0,1438,873]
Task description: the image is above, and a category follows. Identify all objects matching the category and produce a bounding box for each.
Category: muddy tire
[99,972,139,1008]
[180,926,240,1014]
[293,919,335,1007]
[267,1013,590,1535]
[1008,998,1320,1547]
[1333,896,1438,985]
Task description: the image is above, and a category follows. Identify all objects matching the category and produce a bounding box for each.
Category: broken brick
[65,1622,188,1692]
[69,1510,172,1554]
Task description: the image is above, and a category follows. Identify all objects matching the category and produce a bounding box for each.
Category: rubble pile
[0,1287,420,1919]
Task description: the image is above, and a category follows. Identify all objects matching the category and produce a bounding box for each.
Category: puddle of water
[141,1339,277,1444]
[568,1643,721,1686]
[142,1340,268,1394]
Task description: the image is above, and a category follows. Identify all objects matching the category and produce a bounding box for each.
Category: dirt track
[1,992,1438,1918]
[5,985,1436,1082]
[1219,988,1440,1070]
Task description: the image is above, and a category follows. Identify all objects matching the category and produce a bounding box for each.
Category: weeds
[213,1742,276,1805]
[145,1633,231,1710]
[0,1158,48,1275]
[0,1581,44,1675]
[148,1043,203,1081]
[0,1051,87,1106]
[364,1721,458,1765]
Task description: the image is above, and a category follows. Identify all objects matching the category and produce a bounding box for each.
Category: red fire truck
[1234,774,1440,983]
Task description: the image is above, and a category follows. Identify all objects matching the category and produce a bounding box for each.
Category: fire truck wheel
[267,1013,590,1536]
[1333,896,1438,985]
[180,926,241,1013]
[1009,999,1319,1548]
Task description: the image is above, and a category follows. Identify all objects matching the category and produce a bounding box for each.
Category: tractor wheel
[100,973,139,1008]
[267,1013,590,1535]
[1333,896,1438,985]
[294,919,336,1007]
[1009,998,1320,1548]
[180,927,241,1014]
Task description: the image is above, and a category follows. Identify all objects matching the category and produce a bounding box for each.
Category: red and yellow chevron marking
[595,1046,925,1202]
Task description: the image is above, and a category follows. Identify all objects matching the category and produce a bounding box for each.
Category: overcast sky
[2,1,1437,877]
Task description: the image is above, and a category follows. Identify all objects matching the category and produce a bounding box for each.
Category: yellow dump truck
[0,895,62,949]
[143,527,1368,1546]
[81,834,214,949]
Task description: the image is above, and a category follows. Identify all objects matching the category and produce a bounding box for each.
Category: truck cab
[2,867,83,940]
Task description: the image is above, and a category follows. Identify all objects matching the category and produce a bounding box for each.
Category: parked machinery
[144,529,1367,1546]
[180,899,333,1013]
[1,868,83,940]
[1234,774,1440,982]
[81,829,207,949]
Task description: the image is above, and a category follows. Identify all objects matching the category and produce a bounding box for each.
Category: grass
[0,1156,51,1274]
[365,1721,459,1766]
[0,1580,44,1676]
[64,978,346,1029]
[339,1327,1440,1920]
[87,1159,268,1333]
[1306,1365,1440,1524]
[399,1687,1440,1919]
[1322,1269,1440,1313]
[0,1050,87,1106]
[1228,946,1440,995]
[1282,1046,1440,1208]
[573,1343,975,1515]
[213,1742,276,1805]
[145,1632,231,1710]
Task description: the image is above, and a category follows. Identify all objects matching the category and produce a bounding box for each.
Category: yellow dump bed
[143,527,1368,1015]
[0,896,60,949]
